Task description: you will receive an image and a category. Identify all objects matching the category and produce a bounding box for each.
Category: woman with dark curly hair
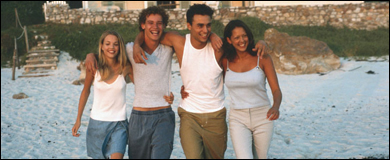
[222,19,282,159]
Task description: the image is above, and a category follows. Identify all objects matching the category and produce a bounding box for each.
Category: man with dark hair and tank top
[132,4,269,159]
[84,6,176,159]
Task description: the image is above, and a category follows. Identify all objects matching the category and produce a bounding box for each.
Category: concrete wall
[43,2,389,31]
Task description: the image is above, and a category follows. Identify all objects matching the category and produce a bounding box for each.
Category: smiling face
[101,34,119,59]
[187,14,212,48]
[141,14,164,42]
[227,27,249,54]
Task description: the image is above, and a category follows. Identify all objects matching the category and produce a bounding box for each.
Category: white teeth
[151,31,158,34]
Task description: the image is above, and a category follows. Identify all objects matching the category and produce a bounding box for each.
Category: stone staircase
[20,33,60,78]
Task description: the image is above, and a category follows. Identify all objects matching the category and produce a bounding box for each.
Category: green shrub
[1,27,31,67]
[1,18,389,68]
[1,1,45,30]
[29,23,140,61]
[211,20,225,37]
[238,16,272,42]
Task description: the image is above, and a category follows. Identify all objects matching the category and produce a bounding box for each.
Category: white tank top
[126,42,173,107]
[91,71,127,121]
[225,56,271,109]
[179,34,225,113]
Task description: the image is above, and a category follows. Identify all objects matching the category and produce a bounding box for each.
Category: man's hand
[180,85,189,99]
[85,53,98,74]
[164,92,174,104]
[252,40,269,59]
[133,43,148,65]
[210,33,223,52]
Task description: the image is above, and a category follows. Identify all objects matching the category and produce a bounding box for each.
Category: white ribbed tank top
[91,71,127,121]
[179,34,225,113]
[225,56,271,109]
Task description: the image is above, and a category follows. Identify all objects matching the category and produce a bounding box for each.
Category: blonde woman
[72,30,133,159]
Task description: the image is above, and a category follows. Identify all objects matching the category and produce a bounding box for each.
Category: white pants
[229,106,274,159]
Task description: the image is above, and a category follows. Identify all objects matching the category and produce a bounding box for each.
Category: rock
[264,28,340,75]
[366,70,375,74]
[72,79,85,85]
[73,61,86,85]
[78,61,86,80]
[12,92,28,99]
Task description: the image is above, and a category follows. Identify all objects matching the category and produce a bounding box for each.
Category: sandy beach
[1,51,389,159]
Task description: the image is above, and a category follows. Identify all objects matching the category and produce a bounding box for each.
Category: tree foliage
[1,1,46,30]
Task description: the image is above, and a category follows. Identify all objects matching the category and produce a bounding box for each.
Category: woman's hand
[164,92,174,104]
[266,106,280,121]
[72,121,81,137]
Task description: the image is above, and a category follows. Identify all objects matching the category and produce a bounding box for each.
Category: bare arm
[221,58,228,82]
[133,30,185,64]
[260,55,282,121]
[210,32,224,63]
[124,61,134,83]
[133,31,147,65]
[72,68,94,137]
[85,53,98,74]
[160,31,184,47]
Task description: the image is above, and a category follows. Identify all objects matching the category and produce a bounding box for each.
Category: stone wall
[43,2,389,31]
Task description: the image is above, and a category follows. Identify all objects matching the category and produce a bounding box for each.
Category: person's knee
[110,152,123,159]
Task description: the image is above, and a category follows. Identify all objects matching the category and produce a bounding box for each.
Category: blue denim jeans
[128,108,175,159]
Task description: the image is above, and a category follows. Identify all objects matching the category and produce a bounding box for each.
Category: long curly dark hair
[138,6,169,31]
[222,20,256,62]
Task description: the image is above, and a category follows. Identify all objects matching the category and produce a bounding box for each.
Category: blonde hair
[97,30,128,81]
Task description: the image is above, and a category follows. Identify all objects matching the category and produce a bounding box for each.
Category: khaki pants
[178,107,227,159]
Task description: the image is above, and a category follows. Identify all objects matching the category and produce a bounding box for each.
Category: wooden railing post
[12,37,17,80]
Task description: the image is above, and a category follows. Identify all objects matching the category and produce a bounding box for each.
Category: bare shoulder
[164,31,185,40]
[161,31,185,47]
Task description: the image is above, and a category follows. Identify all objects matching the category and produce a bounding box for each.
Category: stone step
[28,49,60,53]
[27,52,59,58]
[24,63,57,71]
[31,46,56,50]
[25,58,58,63]
[34,35,49,40]
[27,56,58,60]
[37,40,52,47]
[24,63,57,68]
[18,74,54,78]
[37,40,51,45]
[22,70,50,75]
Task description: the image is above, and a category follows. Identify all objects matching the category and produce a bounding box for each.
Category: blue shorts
[86,118,128,159]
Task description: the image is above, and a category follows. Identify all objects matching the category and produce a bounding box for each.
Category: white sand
[1,52,389,159]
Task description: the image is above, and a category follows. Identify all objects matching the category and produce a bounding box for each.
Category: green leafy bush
[1,1,45,30]
[1,18,389,67]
